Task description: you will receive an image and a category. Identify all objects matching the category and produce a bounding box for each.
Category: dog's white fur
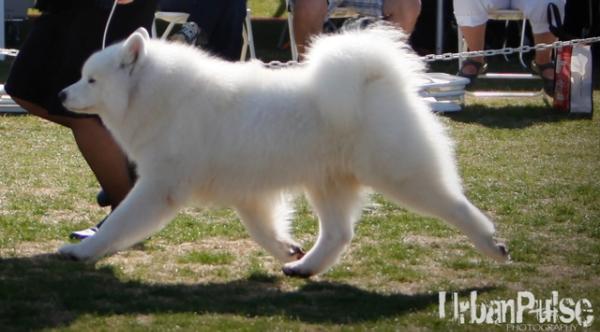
[59,26,508,277]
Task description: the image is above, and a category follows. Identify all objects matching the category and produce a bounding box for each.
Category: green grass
[1,92,598,331]
[3,3,598,330]
[248,0,288,18]
[177,251,236,265]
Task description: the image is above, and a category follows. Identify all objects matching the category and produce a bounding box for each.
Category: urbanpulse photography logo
[438,291,594,330]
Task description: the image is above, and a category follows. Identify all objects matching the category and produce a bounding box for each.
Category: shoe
[96,189,110,207]
[458,59,487,87]
[531,61,555,96]
[170,21,201,45]
[69,216,107,240]
[69,226,99,240]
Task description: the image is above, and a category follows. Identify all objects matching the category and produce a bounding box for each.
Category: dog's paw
[58,243,93,262]
[496,242,511,262]
[282,261,313,278]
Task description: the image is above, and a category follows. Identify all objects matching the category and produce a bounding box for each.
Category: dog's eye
[88,78,96,84]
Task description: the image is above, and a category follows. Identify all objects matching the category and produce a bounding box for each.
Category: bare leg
[71,117,132,209]
[59,180,183,261]
[383,0,421,34]
[12,97,72,127]
[235,196,304,263]
[12,97,132,209]
[459,24,487,73]
[533,32,557,79]
[292,0,328,57]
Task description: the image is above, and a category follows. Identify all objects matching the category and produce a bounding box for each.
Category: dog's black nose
[58,90,67,103]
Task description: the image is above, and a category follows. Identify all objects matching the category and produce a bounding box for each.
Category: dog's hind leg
[283,181,364,277]
[58,179,185,261]
[370,175,509,262]
[235,195,304,263]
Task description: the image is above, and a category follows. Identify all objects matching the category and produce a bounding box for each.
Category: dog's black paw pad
[282,266,312,279]
[59,253,81,262]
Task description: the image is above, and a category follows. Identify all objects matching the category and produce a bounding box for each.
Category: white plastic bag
[554,45,594,115]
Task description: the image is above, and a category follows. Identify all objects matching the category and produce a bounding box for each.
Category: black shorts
[4,1,156,117]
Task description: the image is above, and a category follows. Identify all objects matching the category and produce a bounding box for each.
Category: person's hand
[117,0,135,4]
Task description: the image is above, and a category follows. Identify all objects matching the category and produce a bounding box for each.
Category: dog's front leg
[59,180,184,261]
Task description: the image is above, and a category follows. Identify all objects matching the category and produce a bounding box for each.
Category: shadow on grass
[445,104,592,129]
[0,254,495,330]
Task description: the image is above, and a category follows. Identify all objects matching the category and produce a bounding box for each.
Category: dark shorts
[4,1,156,117]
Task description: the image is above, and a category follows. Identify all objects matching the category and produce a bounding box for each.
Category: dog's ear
[134,27,150,41]
[120,30,147,73]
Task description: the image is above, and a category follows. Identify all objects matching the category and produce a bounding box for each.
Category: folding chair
[152,9,256,61]
[240,8,256,61]
[457,9,530,70]
[152,11,189,40]
[0,84,25,114]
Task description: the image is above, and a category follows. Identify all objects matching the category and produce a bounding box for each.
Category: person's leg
[292,0,328,56]
[12,97,132,210]
[382,0,421,34]
[453,0,500,75]
[528,31,558,95]
[208,0,247,61]
[458,24,487,74]
[516,0,565,78]
[12,97,72,128]
[70,117,133,210]
[532,32,556,77]
[515,0,565,94]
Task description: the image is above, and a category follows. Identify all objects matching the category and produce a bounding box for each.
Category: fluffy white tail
[304,24,425,134]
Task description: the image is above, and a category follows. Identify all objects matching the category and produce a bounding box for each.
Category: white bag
[553,45,594,115]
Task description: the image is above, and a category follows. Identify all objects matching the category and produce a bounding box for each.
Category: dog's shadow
[0,254,494,329]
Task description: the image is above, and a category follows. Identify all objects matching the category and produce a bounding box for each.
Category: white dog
[59,26,509,277]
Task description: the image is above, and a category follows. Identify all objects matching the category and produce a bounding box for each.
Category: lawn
[0,1,598,329]
[1,89,598,330]
[248,0,288,18]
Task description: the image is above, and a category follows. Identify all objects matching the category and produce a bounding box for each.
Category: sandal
[531,61,555,96]
[69,226,99,241]
[458,59,488,87]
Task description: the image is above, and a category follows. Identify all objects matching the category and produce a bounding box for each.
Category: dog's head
[60,27,150,116]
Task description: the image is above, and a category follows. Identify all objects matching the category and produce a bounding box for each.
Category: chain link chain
[1,36,596,65]
[421,36,600,62]
[266,36,600,68]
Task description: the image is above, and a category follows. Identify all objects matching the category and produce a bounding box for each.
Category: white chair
[152,11,189,40]
[240,8,256,61]
[0,84,25,114]
[152,9,256,61]
[285,0,299,61]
